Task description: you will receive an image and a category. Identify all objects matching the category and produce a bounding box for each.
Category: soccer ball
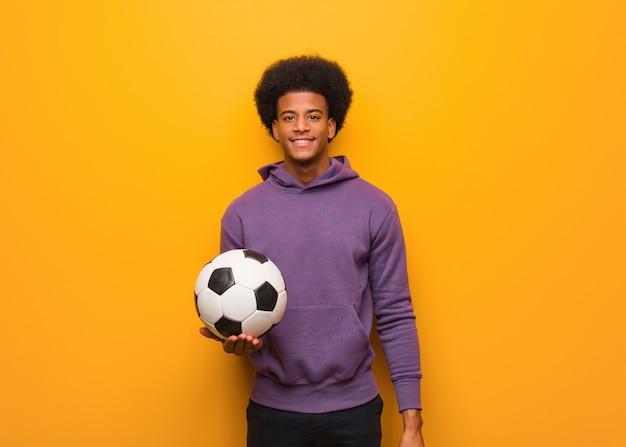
[194,249,287,339]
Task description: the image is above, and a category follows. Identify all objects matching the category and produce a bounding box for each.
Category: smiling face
[272,91,337,180]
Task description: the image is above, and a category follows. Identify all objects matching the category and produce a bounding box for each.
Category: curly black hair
[254,55,353,141]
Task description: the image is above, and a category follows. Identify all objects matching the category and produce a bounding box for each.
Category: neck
[283,157,331,187]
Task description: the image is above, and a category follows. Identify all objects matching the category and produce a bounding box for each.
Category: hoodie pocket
[254,305,373,385]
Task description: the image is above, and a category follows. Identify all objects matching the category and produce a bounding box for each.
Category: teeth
[293,139,310,144]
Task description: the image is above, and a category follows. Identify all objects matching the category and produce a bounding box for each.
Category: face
[272,91,337,169]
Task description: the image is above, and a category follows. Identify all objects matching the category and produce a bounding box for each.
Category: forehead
[276,91,329,113]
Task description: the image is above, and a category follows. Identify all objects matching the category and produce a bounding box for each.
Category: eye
[309,114,321,121]
[283,115,295,122]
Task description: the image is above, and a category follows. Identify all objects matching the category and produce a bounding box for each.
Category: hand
[399,430,425,447]
[398,409,425,447]
[199,327,263,356]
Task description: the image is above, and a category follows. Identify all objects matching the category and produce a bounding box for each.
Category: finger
[222,335,239,353]
[252,338,263,351]
[233,335,252,355]
[241,336,263,355]
[246,338,262,354]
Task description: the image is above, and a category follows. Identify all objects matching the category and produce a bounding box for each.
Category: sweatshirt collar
[258,156,359,191]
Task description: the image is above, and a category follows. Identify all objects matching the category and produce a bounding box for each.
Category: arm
[367,206,424,445]
[369,207,423,410]
[398,409,425,447]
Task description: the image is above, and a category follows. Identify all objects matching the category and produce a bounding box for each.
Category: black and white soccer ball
[194,249,287,339]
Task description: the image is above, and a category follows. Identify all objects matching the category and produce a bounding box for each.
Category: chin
[292,154,321,165]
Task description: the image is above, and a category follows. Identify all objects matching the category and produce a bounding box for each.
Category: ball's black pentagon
[254,281,278,311]
[243,249,268,264]
[215,317,242,337]
[208,267,235,295]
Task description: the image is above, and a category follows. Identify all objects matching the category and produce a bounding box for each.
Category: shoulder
[224,181,272,211]
[339,176,396,209]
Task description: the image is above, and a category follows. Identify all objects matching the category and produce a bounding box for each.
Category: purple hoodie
[220,156,422,413]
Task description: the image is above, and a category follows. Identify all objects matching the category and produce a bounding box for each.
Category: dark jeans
[246,395,383,447]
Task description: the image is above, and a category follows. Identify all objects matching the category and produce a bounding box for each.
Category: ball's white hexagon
[263,260,286,292]
[232,257,266,289]
[242,310,276,337]
[195,288,223,323]
[273,290,287,323]
[210,250,244,268]
[194,263,215,296]
[220,284,257,321]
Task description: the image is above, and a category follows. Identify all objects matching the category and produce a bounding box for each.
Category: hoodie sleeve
[220,206,245,252]
[369,206,422,411]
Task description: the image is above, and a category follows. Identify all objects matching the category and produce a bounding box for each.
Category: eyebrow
[279,108,325,116]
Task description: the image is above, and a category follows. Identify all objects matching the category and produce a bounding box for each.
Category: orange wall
[1,1,624,446]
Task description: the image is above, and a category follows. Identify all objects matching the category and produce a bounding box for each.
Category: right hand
[199,327,263,356]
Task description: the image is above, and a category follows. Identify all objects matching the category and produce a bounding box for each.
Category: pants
[246,395,383,447]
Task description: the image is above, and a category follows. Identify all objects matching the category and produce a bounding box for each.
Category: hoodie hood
[258,156,359,192]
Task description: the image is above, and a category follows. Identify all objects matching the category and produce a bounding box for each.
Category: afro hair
[254,55,353,141]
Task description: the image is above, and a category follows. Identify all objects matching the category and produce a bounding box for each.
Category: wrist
[401,408,423,431]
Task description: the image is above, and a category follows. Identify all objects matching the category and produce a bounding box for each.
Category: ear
[327,118,337,140]
[271,119,279,141]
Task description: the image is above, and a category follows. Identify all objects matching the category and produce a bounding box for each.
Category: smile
[291,138,315,146]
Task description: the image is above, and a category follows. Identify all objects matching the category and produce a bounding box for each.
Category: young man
[200,55,425,447]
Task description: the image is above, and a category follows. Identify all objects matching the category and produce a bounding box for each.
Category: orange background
[1,1,624,446]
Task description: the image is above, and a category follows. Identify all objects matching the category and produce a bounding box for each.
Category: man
[200,55,425,447]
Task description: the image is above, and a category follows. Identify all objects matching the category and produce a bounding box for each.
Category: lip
[289,137,316,147]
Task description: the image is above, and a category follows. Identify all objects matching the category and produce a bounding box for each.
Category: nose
[293,116,310,132]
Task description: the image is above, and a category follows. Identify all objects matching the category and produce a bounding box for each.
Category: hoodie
[220,156,422,413]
